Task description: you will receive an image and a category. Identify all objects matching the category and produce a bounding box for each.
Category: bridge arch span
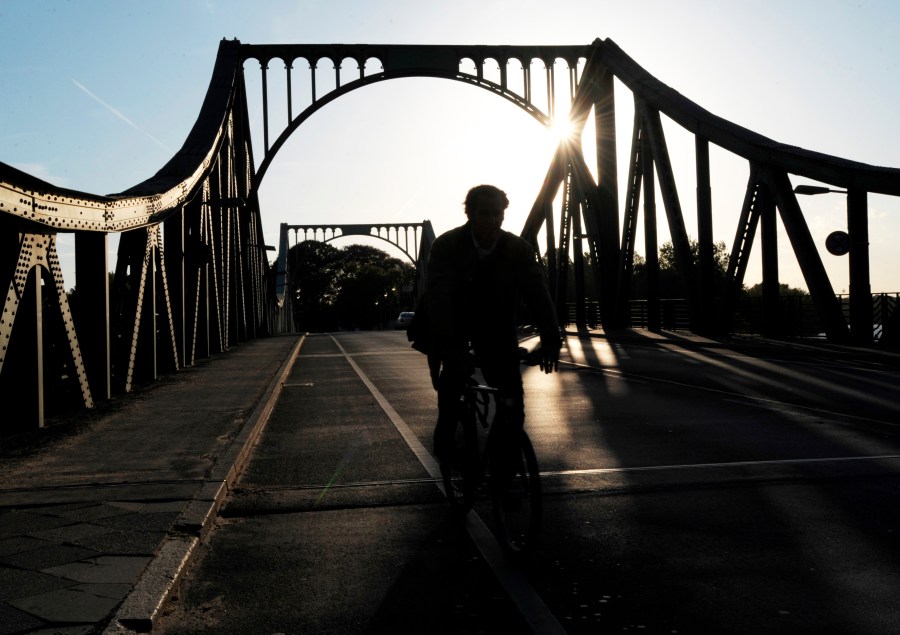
[239,44,592,188]
[251,68,561,190]
[284,223,426,265]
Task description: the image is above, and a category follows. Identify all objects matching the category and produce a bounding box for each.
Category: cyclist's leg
[433,358,466,461]
[478,350,524,480]
[480,350,542,555]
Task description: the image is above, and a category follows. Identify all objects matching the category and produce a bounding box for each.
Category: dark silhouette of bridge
[2,38,899,428]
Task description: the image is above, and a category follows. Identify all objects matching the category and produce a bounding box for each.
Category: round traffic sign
[825,231,851,256]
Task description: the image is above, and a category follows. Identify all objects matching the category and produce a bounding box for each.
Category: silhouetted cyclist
[421,184,561,471]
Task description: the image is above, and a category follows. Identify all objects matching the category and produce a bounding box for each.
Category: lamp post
[793,185,846,196]
[794,184,872,345]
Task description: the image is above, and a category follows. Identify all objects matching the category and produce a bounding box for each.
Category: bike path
[156,332,546,634]
[0,335,303,634]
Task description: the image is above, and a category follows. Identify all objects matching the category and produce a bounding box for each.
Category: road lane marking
[329,334,568,635]
[246,452,900,496]
[542,454,900,478]
[328,336,442,478]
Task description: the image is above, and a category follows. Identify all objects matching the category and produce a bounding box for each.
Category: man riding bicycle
[421,184,561,471]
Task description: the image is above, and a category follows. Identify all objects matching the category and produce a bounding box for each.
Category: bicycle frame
[441,375,542,558]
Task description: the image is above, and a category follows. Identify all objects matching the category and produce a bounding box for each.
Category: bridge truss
[2,38,899,428]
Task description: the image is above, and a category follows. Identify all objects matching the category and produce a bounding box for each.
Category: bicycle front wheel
[490,430,542,558]
[439,414,479,516]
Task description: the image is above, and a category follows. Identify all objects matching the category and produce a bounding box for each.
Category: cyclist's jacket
[423,222,559,356]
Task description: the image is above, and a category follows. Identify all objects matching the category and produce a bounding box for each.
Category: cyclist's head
[464,185,509,219]
[464,185,508,248]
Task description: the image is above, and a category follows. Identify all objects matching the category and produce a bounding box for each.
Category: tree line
[558,238,807,302]
[288,241,415,332]
[287,237,807,333]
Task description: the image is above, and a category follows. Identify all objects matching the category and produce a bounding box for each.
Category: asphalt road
[154,330,900,634]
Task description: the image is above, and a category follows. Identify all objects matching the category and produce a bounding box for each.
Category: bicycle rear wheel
[490,430,542,558]
[439,414,479,516]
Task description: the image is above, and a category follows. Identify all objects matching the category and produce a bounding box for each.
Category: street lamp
[793,185,847,195]
[794,184,871,344]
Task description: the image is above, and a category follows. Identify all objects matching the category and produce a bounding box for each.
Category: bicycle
[438,350,543,559]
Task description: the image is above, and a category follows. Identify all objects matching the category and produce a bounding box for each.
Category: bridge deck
[1,330,898,633]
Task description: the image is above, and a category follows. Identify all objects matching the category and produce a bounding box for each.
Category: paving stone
[0,601,45,634]
[9,582,129,624]
[28,521,112,544]
[0,535,48,558]
[0,511,74,539]
[29,625,96,635]
[69,529,166,555]
[0,565,75,601]
[140,500,189,513]
[0,544,100,571]
[20,502,95,516]
[93,511,180,533]
[56,504,136,522]
[105,501,145,512]
[42,556,151,584]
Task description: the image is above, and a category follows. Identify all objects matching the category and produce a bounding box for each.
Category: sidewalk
[0,334,303,634]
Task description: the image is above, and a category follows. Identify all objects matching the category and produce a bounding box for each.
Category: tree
[744,282,808,297]
[631,238,730,299]
[288,241,342,332]
[288,241,415,332]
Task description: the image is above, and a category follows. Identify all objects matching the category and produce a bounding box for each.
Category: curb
[102,334,306,634]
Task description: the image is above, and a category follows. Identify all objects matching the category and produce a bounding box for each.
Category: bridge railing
[607,293,899,346]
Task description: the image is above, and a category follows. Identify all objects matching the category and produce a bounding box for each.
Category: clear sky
[2,0,899,294]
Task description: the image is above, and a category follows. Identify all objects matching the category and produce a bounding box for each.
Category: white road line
[329,336,441,479]
[265,453,900,494]
[329,334,568,635]
[542,454,900,478]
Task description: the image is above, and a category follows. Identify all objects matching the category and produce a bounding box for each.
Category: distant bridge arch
[275,221,435,314]
[283,222,430,265]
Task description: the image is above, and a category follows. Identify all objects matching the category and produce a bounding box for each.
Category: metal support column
[74,232,110,401]
[847,188,872,345]
[759,186,780,338]
[696,138,714,335]
[642,133,660,332]
[33,267,44,427]
[595,69,620,329]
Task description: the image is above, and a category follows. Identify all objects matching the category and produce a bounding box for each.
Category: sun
[549,115,577,143]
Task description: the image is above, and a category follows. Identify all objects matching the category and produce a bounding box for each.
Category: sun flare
[549,115,576,143]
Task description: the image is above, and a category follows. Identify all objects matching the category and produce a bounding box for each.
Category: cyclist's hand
[538,332,561,374]
[538,348,559,374]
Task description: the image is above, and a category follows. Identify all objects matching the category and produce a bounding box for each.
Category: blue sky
[2,0,899,293]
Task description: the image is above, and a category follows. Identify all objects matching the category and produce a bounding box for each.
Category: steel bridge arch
[253,70,553,189]
[236,43,591,190]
